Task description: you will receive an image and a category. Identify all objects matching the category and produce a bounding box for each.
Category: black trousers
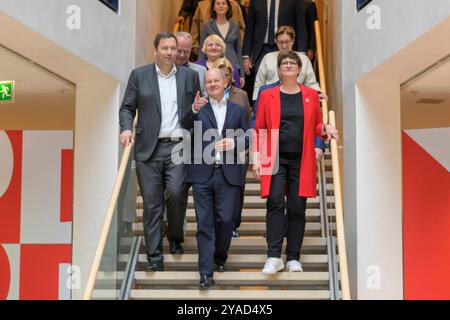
[136,141,188,264]
[193,167,241,276]
[266,157,307,261]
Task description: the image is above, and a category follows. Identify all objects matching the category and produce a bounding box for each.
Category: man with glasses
[176,31,207,97]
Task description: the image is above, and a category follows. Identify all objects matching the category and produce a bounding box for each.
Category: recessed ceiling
[0,45,75,108]
[401,56,450,129]
[401,57,450,106]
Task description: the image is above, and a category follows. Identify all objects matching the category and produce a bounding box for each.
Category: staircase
[120,151,339,300]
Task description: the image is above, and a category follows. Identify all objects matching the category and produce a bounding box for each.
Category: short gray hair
[175,31,192,41]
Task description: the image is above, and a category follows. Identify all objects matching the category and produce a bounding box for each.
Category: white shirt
[156,63,182,138]
[253,51,322,100]
[210,96,228,162]
[265,0,280,44]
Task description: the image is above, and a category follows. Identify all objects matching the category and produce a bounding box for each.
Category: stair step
[153,237,327,254]
[136,196,334,210]
[135,208,335,223]
[123,254,329,270]
[129,289,330,300]
[138,183,335,197]
[133,271,329,286]
[133,222,327,236]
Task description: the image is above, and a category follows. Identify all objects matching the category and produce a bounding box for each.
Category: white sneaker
[286,260,303,272]
[262,258,285,275]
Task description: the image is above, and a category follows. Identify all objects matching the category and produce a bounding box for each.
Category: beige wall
[402,101,450,130]
[0,99,75,130]
[135,0,183,67]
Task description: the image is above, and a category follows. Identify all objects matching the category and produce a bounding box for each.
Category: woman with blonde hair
[195,35,241,89]
[200,0,245,88]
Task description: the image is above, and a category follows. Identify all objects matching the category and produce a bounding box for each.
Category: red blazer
[254,84,326,198]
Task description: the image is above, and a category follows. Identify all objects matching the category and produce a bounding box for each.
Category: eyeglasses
[280,61,298,67]
[177,49,190,56]
[276,40,293,46]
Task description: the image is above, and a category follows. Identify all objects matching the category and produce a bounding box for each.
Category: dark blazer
[199,20,245,78]
[119,64,200,162]
[185,101,249,186]
[243,0,297,63]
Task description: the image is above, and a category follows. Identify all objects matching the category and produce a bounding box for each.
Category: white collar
[209,96,227,108]
[155,63,177,78]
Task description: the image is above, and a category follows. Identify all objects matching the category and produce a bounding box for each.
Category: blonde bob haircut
[213,58,235,85]
[202,34,227,54]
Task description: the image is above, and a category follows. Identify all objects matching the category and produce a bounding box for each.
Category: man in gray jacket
[176,31,207,97]
[120,32,200,272]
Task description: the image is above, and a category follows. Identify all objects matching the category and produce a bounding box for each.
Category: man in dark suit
[243,0,299,74]
[119,32,200,272]
[187,68,249,289]
[242,0,305,103]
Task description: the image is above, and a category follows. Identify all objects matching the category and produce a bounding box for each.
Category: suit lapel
[176,66,185,119]
[222,101,234,136]
[204,103,219,130]
[148,64,162,117]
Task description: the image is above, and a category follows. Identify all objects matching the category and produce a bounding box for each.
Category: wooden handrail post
[315,20,328,124]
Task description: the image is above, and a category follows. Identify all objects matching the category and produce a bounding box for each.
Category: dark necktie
[268,0,276,46]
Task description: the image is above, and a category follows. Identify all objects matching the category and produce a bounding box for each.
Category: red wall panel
[403,132,450,300]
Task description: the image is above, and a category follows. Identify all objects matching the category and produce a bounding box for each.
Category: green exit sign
[0,81,15,103]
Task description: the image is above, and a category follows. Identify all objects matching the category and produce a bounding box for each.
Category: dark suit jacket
[119,64,200,162]
[242,0,297,63]
[185,101,249,186]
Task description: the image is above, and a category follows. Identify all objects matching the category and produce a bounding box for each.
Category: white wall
[335,0,450,299]
[0,0,137,299]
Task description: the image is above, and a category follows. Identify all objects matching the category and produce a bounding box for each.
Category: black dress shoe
[215,263,227,273]
[169,241,184,254]
[146,262,164,272]
[199,275,216,290]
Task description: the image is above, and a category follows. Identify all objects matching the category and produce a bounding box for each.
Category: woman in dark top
[252,51,339,274]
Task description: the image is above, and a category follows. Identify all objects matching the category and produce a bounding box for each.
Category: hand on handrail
[175,16,185,24]
[120,130,134,147]
[319,92,328,101]
[322,124,339,143]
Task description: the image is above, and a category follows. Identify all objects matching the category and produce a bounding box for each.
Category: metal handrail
[83,116,138,300]
[314,20,351,300]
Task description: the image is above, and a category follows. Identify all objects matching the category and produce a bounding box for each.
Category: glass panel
[356,0,373,12]
[91,151,137,300]
[99,0,119,13]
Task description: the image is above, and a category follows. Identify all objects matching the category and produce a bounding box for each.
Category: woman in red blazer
[252,51,338,274]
